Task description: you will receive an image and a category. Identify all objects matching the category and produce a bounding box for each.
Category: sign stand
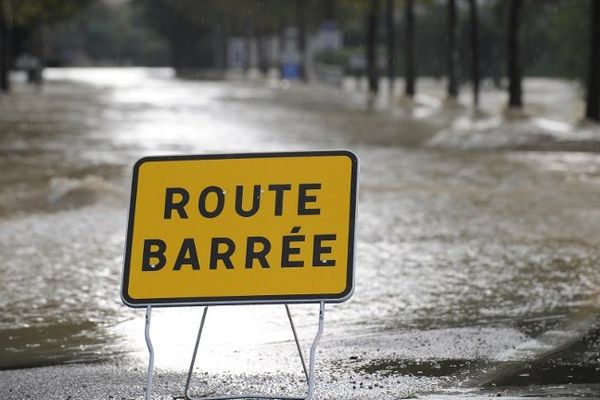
[144,306,155,400]
[143,302,326,400]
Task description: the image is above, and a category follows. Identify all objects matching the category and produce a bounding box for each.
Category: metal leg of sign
[184,302,326,400]
[184,306,210,399]
[284,304,309,381]
[306,302,325,400]
[144,306,155,400]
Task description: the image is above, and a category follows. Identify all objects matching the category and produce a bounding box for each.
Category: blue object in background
[281,63,300,80]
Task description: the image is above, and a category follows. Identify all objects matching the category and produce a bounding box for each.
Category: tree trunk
[507,0,522,108]
[446,0,458,99]
[366,0,379,95]
[468,0,480,106]
[0,0,11,93]
[257,30,268,77]
[295,0,307,81]
[404,0,415,97]
[386,0,396,93]
[585,0,600,121]
[324,0,335,21]
[219,22,229,73]
[26,26,45,86]
[213,26,224,72]
[244,22,252,75]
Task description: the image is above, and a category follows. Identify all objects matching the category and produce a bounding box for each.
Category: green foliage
[10,0,94,27]
[536,0,589,78]
[28,0,598,82]
[45,1,169,66]
[138,0,293,36]
[314,48,349,67]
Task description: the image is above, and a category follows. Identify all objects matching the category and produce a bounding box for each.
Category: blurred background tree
[0,0,599,121]
[1,0,96,90]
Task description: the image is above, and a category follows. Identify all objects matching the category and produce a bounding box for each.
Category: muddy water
[1,69,599,393]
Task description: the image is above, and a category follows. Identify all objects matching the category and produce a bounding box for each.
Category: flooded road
[1,68,600,398]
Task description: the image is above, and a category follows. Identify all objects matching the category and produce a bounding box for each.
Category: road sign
[121,151,358,307]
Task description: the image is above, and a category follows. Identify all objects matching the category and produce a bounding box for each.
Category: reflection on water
[1,69,600,387]
[116,305,320,373]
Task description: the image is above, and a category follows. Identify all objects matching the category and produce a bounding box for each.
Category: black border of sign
[121,150,359,308]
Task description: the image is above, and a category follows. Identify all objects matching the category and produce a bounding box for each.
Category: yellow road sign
[121,151,358,306]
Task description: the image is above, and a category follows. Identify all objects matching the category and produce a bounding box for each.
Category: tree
[446,0,458,99]
[138,0,235,74]
[256,27,268,76]
[507,0,522,108]
[11,0,93,27]
[324,0,335,21]
[295,0,307,81]
[386,0,395,93]
[137,0,294,77]
[0,0,93,90]
[404,0,415,97]
[468,0,480,107]
[0,0,11,92]
[585,0,600,122]
[243,20,252,74]
[366,0,379,95]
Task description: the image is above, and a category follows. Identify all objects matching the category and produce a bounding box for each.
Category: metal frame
[143,302,326,400]
[144,306,155,400]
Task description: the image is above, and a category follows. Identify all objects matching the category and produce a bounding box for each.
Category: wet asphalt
[0,69,599,399]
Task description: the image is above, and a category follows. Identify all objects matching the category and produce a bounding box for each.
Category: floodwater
[1,68,600,397]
